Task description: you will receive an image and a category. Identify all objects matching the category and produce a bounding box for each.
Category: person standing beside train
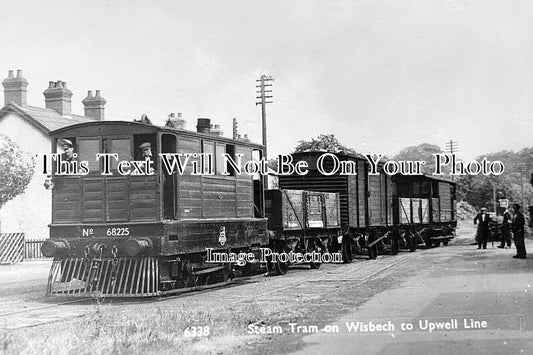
[511,204,527,259]
[474,207,491,249]
[498,207,512,249]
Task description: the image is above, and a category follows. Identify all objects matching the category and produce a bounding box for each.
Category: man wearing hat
[59,139,76,162]
[139,142,152,160]
[498,207,513,249]
[512,204,527,259]
[474,207,492,249]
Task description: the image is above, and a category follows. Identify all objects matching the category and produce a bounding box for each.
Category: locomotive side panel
[52,177,82,223]
[176,135,202,219]
[129,176,159,221]
[161,219,268,255]
[235,146,254,218]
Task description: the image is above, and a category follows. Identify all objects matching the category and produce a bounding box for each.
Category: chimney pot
[82,89,106,120]
[43,79,73,115]
[170,113,175,118]
[3,69,29,107]
[177,112,182,118]
[197,118,211,134]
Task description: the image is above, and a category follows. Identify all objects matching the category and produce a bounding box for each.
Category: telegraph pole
[256,75,273,159]
[232,118,238,140]
[445,140,458,181]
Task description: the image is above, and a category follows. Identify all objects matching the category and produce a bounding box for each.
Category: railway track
[0,249,423,330]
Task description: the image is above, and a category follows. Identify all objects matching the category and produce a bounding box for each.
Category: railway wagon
[264,189,342,273]
[41,120,269,297]
[277,152,397,261]
[392,174,457,248]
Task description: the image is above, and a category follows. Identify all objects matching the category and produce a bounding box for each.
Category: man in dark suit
[512,204,527,259]
[474,207,491,249]
[498,208,512,248]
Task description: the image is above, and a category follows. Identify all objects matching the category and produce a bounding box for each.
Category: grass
[0,296,307,355]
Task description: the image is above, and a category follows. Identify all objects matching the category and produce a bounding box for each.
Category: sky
[1,0,532,161]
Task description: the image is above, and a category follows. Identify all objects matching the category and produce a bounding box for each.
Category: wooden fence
[0,234,50,263]
[25,239,48,260]
[0,233,25,264]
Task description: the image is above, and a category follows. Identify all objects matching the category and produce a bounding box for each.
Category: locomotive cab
[44,120,268,297]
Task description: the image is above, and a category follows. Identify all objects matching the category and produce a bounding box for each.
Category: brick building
[0,70,106,239]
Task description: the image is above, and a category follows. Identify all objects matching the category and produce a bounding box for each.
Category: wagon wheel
[275,260,289,275]
[391,237,400,255]
[185,274,197,287]
[368,245,378,260]
[219,264,233,282]
[366,235,377,260]
[342,235,354,263]
[309,239,322,269]
[408,237,417,252]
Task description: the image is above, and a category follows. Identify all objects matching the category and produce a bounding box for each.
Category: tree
[456,174,515,210]
[293,134,357,155]
[393,143,444,175]
[0,134,35,209]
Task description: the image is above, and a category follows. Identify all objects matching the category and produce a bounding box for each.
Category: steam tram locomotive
[42,120,270,296]
[41,120,456,297]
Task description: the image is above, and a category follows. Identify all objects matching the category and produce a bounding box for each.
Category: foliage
[456,174,515,210]
[393,143,444,175]
[455,148,533,209]
[293,134,357,155]
[0,134,35,209]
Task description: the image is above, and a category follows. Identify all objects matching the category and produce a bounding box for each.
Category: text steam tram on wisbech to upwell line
[41,119,456,297]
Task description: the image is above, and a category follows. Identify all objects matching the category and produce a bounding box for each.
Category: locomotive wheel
[391,238,400,255]
[342,236,354,263]
[275,260,289,275]
[443,240,449,246]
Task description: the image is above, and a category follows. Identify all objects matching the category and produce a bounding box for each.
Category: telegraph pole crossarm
[256,75,274,160]
[445,140,458,182]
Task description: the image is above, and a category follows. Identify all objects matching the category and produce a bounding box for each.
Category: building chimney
[165,112,186,129]
[196,118,211,134]
[211,124,223,136]
[43,80,73,115]
[82,89,106,120]
[2,70,29,107]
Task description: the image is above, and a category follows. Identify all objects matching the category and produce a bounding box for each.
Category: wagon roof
[394,173,456,185]
[290,150,366,160]
[49,120,265,149]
